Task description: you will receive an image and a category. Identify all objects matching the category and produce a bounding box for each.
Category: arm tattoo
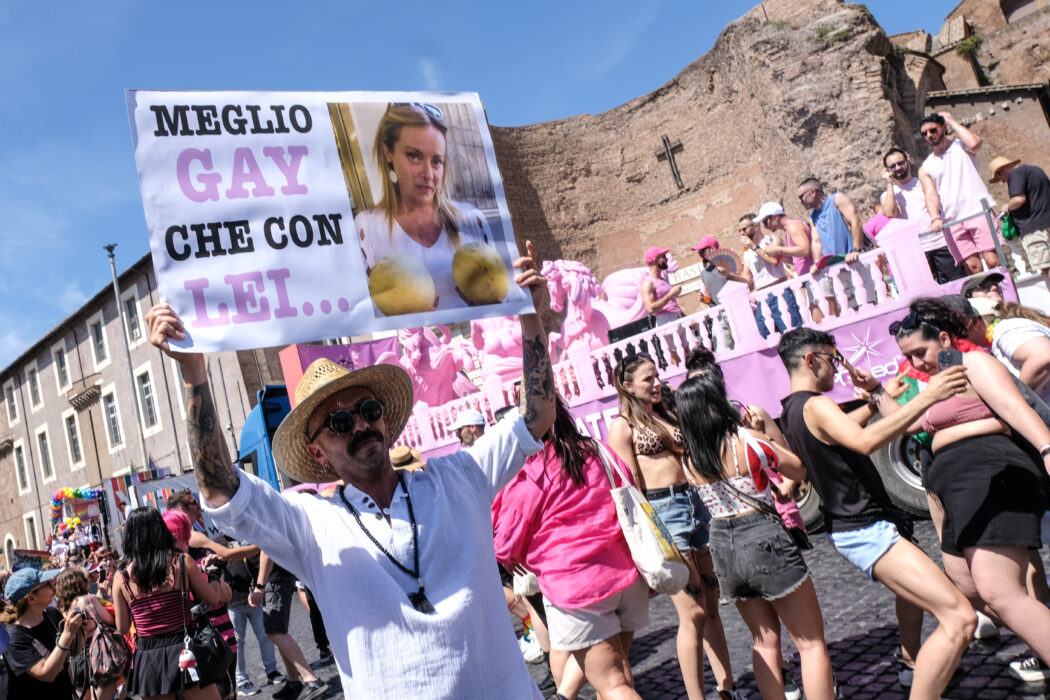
[520,334,555,425]
[186,382,240,499]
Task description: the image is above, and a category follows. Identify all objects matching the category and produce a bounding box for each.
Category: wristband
[254,582,266,591]
[1039,444,1050,458]
[56,643,71,652]
[866,384,885,409]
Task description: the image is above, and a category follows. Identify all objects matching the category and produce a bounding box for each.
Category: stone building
[490,0,1050,314]
[0,253,283,569]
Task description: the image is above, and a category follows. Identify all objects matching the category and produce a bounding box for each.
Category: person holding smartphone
[890,297,1050,680]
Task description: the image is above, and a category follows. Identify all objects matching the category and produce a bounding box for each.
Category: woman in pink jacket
[493,397,646,700]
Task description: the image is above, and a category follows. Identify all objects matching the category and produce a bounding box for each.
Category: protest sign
[126,91,532,353]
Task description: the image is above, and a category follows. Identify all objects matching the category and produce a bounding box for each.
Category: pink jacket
[491,440,638,609]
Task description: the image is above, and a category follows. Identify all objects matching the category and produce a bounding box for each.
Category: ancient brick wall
[491,0,916,312]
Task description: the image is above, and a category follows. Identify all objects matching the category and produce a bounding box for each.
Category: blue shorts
[827,520,900,580]
[647,486,710,551]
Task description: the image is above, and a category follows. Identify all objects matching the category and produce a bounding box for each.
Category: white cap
[968,296,999,318]
[450,409,486,431]
[756,201,786,222]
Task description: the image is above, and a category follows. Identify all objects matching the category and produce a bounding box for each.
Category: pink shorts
[945,214,995,264]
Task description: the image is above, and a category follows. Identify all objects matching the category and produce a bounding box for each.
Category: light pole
[104,244,148,471]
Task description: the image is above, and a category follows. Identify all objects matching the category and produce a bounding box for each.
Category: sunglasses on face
[307,399,385,442]
[920,127,940,137]
[811,351,843,368]
[887,160,908,169]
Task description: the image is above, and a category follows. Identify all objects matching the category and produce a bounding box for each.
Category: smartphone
[938,349,963,370]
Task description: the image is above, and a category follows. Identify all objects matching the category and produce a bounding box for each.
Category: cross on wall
[655,134,685,190]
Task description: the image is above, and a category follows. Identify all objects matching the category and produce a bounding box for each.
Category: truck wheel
[795,480,825,533]
[871,434,930,517]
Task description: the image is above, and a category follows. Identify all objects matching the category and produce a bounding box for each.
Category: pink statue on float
[471,315,524,395]
[540,255,682,361]
[377,326,479,407]
[544,260,611,361]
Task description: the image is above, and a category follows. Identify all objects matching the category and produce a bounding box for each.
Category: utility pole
[103,244,148,471]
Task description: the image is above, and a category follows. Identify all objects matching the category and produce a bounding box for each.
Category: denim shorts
[647,486,710,551]
[827,520,900,580]
[708,512,810,602]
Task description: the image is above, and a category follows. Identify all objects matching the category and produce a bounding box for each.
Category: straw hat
[988,156,1020,183]
[272,359,413,484]
[389,445,425,472]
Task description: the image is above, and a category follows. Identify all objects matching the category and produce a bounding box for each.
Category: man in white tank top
[880,148,966,284]
[919,112,999,274]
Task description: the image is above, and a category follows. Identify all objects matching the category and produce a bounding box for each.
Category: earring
[388,168,398,184]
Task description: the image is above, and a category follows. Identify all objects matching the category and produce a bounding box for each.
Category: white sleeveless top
[923,139,995,221]
[694,430,777,519]
[892,177,946,252]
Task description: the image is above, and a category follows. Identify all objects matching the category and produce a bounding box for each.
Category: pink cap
[644,246,670,264]
[691,236,720,252]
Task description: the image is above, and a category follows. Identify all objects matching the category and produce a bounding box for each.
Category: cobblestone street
[239,521,1050,699]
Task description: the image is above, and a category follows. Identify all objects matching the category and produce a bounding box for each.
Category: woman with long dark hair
[889,297,1050,675]
[492,396,646,700]
[112,507,224,700]
[607,353,738,700]
[677,371,836,699]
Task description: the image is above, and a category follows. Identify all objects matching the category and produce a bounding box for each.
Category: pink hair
[162,509,192,550]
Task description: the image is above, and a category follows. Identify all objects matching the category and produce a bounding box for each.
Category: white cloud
[419,58,442,90]
[587,0,663,79]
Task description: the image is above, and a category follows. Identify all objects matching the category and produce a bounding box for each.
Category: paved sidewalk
[237,521,1050,699]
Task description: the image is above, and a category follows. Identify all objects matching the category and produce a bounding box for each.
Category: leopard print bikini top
[630,419,684,457]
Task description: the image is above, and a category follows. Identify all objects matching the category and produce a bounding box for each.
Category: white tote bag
[596,442,690,595]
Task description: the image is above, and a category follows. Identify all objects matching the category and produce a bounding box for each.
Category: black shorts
[930,434,1047,557]
[708,511,810,602]
[925,247,967,284]
[263,577,296,635]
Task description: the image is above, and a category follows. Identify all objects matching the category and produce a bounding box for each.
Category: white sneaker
[973,610,999,639]
[1009,656,1050,682]
[237,681,261,697]
[518,634,544,663]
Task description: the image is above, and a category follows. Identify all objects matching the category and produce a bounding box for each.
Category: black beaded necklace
[338,473,435,614]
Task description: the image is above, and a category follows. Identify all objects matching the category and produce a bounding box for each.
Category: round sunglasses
[307,399,385,442]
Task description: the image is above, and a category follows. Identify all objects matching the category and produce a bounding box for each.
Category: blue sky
[0,0,961,368]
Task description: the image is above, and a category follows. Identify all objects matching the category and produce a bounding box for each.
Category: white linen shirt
[205,414,544,699]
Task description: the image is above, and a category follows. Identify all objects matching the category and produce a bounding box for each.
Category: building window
[37,429,54,481]
[65,413,83,465]
[1001,0,1041,23]
[53,346,70,390]
[137,371,158,429]
[4,382,16,424]
[14,443,29,493]
[27,366,41,408]
[103,392,123,447]
[24,515,38,551]
[90,318,108,365]
[124,296,142,342]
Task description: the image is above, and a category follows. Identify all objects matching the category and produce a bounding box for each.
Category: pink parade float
[50,486,103,536]
[543,255,682,362]
[376,326,479,406]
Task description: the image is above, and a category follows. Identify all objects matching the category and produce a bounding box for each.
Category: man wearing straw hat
[990,155,1050,279]
[145,243,556,699]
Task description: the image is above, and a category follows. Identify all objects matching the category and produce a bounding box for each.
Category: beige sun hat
[389,445,425,472]
[988,156,1020,183]
[271,359,413,484]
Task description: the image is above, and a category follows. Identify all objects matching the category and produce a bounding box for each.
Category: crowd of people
[644,111,1050,331]
[3,110,1050,700]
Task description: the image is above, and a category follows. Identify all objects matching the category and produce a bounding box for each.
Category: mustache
[348,429,385,453]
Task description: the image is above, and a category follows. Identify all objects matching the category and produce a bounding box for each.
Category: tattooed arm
[515,241,557,441]
[146,303,239,506]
